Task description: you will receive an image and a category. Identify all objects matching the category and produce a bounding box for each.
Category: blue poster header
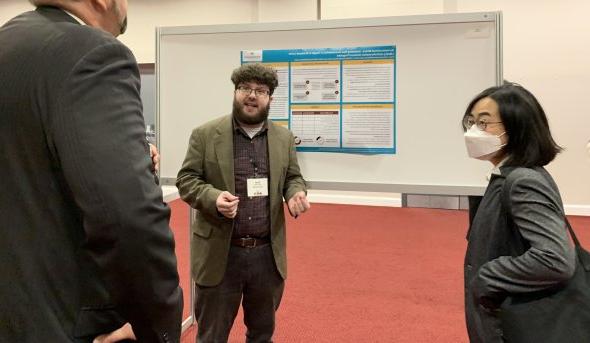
[259,46,395,62]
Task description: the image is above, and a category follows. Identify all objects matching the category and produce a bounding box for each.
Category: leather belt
[231,237,270,248]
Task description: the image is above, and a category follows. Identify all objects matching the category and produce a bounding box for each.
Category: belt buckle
[241,237,257,248]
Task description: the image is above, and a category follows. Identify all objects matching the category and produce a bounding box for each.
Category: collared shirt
[63,10,85,25]
[232,118,270,238]
[487,155,510,181]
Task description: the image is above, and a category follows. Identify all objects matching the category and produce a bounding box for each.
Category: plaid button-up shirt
[232,119,271,238]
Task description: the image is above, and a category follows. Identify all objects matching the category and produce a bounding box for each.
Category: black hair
[230,63,279,96]
[462,81,562,167]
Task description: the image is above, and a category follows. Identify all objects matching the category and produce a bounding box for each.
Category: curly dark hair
[231,63,279,95]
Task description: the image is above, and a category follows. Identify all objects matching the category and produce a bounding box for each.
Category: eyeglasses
[463,117,503,131]
[236,86,270,97]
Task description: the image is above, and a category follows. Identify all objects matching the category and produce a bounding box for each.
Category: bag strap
[501,167,582,248]
[564,218,582,247]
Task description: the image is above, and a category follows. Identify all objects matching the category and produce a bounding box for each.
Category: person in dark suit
[0,1,183,342]
[176,63,310,342]
[462,83,576,342]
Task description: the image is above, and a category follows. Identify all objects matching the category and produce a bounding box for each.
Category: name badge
[247,178,269,197]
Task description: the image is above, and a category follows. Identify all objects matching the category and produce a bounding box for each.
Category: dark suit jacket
[465,167,575,342]
[176,115,307,287]
[0,6,182,342]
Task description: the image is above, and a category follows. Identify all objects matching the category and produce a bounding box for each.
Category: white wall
[1,1,252,62]
[2,0,589,213]
[258,0,317,22]
[322,0,446,18]
[121,0,257,62]
[1,0,316,63]
[123,0,317,61]
[453,1,590,211]
[0,1,33,25]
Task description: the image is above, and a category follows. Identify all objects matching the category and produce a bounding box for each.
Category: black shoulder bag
[499,169,590,343]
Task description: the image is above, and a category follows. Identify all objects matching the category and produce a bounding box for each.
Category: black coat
[0,6,182,342]
[465,167,575,342]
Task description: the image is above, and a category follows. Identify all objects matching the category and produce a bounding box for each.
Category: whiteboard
[157,12,502,195]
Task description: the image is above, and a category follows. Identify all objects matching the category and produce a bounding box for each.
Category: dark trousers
[195,244,284,343]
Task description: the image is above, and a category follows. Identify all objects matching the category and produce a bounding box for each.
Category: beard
[232,98,270,125]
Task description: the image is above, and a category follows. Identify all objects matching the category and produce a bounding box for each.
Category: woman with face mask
[462,82,577,343]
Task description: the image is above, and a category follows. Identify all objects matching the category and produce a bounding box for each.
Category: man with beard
[177,63,310,342]
[0,1,182,342]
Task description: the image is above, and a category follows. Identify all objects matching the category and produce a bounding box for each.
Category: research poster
[241,45,396,154]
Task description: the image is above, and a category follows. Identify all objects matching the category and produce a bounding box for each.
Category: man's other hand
[287,191,310,218]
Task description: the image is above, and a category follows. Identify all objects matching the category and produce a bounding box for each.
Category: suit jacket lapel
[213,116,235,194]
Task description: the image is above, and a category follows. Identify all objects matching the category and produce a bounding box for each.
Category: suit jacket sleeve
[52,42,182,342]
[176,127,223,218]
[283,133,307,201]
[473,169,576,307]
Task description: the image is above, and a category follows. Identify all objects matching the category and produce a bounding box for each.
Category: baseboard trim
[307,191,590,216]
[307,192,402,207]
[564,205,590,216]
[162,185,180,203]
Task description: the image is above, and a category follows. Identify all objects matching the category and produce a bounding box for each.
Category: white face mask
[464,125,506,160]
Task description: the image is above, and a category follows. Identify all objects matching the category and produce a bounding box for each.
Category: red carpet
[169,202,590,343]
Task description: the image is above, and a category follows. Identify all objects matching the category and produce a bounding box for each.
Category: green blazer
[176,115,307,286]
